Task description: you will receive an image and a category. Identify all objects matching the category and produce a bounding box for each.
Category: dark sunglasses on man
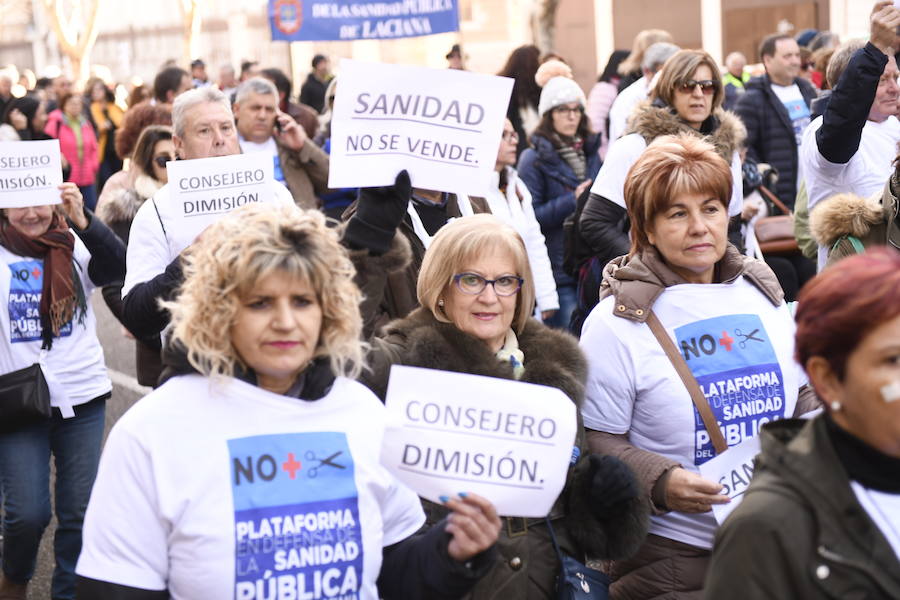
[677,79,718,95]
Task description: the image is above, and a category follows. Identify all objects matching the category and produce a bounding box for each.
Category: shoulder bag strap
[543,517,566,565]
[757,185,793,216]
[646,311,728,454]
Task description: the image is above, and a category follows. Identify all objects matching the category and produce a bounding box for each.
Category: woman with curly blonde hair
[75,203,501,599]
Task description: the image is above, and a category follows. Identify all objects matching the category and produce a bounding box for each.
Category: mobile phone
[274,118,283,134]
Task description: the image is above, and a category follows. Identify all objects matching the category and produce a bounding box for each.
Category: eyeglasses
[453,273,523,296]
[553,105,584,117]
[677,79,718,95]
[153,154,173,168]
[501,130,518,142]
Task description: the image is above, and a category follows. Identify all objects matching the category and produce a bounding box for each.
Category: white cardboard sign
[165,152,274,248]
[698,436,761,525]
[381,365,577,517]
[0,140,63,208]
[329,59,513,196]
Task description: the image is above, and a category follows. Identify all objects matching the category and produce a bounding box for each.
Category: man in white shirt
[607,42,679,149]
[736,34,816,209]
[120,86,295,364]
[233,77,329,210]
[801,1,900,269]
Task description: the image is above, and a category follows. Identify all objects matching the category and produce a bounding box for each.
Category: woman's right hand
[664,467,730,513]
[442,493,501,562]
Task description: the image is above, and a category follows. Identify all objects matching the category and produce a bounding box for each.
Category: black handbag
[0,363,51,431]
[546,517,610,600]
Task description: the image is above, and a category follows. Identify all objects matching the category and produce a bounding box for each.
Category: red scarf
[0,212,84,348]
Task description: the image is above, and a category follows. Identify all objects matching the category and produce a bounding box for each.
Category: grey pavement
[28,291,151,599]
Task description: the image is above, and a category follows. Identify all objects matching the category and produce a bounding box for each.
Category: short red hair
[795,247,900,379]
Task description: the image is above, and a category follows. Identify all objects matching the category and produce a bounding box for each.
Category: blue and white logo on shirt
[675,314,786,465]
[7,259,72,343]
[782,98,811,145]
[229,432,362,599]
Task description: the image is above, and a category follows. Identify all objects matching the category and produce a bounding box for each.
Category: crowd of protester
[1,1,899,599]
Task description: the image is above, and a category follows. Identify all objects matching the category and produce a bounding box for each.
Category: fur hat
[538,76,586,116]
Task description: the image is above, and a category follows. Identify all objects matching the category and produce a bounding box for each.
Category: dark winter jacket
[735,74,817,208]
[518,132,602,286]
[705,416,900,599]
[96,173,165,387]
[361,308,650,599]
[299,73,329,114]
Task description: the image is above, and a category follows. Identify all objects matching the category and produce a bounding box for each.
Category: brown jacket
[809,179,900,267]
[587,245,818,513]
[348,195,490,338]
[361,307,649,599]
[276,139,330,210]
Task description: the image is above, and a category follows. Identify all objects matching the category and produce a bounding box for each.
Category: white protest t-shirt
[0,237,110,411]
[122,181,294,297]
[580,277,802,549]
[239,136,285,183]
[851,482,900,561]
[800,114,900,269]
[590,132,743,219]
[77,374,424,600]
[770,83,810,146]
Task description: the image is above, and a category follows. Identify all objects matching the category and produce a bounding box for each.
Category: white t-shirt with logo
[579,277,803,549]
[76,374,425,600]
[770,83,810,146]
[0,237,111,412]
[239,136,285,184]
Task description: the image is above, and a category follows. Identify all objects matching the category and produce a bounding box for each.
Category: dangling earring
[830,401,841,412]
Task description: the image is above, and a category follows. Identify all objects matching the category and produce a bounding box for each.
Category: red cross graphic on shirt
[31,267,41,279]
[719,330,735,352]
[282,452,301,479]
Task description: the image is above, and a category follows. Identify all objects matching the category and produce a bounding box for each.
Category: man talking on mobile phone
[233,76,331,210]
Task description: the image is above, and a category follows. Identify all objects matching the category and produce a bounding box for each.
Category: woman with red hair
[706,247,900,598]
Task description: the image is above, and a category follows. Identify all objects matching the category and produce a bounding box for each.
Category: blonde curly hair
[163,202,365,382]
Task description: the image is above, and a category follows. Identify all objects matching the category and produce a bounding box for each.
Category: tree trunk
[178,0,202,67]
[42,0,101,84]
[533,0,559,55]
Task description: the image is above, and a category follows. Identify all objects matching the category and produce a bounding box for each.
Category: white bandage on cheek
[881,381,900,404]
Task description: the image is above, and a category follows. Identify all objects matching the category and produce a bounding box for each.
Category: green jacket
[705,417,900,599]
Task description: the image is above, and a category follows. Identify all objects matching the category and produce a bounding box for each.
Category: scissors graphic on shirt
[304,450,345,478]
[734,328,764,349]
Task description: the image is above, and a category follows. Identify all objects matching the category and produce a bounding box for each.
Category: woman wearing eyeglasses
[96,124,173,386]
[570,50,745,334]
[359,214,649,600]
[517,76,601,331]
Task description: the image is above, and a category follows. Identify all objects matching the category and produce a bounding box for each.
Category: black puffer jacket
[735,75,817,209]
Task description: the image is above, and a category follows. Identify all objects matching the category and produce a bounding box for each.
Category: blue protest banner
[269,0,459,42]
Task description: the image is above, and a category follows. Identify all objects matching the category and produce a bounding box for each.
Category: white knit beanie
[538,76,587,116]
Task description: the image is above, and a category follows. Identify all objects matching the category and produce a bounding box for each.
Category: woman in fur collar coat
[570,50,746,334]
[360,214,649,599]
[96,125,173,386]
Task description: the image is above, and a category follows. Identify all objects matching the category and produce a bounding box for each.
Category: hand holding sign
[58,183,88,230]
[665,468,730,514]
[442,493,501,562]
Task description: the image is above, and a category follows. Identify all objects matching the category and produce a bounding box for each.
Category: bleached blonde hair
[163,202,365,381]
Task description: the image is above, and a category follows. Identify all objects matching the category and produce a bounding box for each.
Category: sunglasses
[677,79,718,95]
[153,154,173,168]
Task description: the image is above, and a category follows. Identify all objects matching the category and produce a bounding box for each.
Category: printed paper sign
[0,140,63,208]
[166,152,274,247]
[269,0,459,41]
[698,436,761,525]
[675,314,787,465]
[229,432,362,599]
[382,365,577,517]
[329,59,513,196]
